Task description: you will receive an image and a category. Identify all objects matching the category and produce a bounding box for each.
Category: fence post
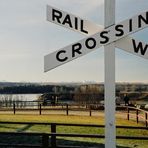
[145,112,148,127]
[42,133,49,148]
[39,104,41,115]
[136,109,139,123]
[127,107,129,120]
[89,109,92,116]
[13,103,15,115]
[51,123,56,148]
[66,104,68,116]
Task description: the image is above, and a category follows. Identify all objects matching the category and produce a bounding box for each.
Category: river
[0,94,41,101]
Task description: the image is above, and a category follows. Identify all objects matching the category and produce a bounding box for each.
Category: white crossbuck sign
[44,5,148,72]
[44,3,148,148]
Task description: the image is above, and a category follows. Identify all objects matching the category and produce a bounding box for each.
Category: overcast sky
[0,0,148,83]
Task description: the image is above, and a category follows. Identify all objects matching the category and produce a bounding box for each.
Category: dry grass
[0,111,140,126]
[0,112,147,147]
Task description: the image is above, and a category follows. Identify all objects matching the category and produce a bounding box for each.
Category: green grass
[0,114,147,147]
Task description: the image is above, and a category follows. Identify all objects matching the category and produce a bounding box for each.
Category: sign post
[104,0,116,148]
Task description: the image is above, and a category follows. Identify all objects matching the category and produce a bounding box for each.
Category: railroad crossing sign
[45,6,148,71]
[44,1,148,148]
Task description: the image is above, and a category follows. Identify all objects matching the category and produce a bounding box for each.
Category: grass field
[0,113,147,148]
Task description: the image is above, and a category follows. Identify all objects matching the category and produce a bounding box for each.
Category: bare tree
[74,84,104,105]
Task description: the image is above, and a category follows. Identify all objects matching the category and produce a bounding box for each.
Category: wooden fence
[0,102,99,116]
[0,121,147,148]
[0,102,148,126]
[126,106,148,127]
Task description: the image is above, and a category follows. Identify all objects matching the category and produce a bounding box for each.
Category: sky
[0,0,148,83]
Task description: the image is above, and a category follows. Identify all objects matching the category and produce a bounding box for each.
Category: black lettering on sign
[100,31,109,44]
[81,20,88,34]
[62,14,73,28]
[115,25,124,37]
[138,12,148,28]
[56,50,68,62]
[85,38,96,49]
[75,17,78,30]
[129,19,133,32]
[72,43,82,57]
[52,9,62,23]
[132,39,148,55]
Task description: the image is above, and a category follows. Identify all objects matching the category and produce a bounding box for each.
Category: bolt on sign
[44,1,148,148]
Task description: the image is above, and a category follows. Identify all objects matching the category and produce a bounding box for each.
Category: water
[0,94,41,101]
[0,94,42,108]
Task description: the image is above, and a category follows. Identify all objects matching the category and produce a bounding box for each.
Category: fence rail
[0,121,147,148]
[126,106,148,127]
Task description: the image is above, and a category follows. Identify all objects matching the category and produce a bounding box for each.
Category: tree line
[0,85,74,94]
